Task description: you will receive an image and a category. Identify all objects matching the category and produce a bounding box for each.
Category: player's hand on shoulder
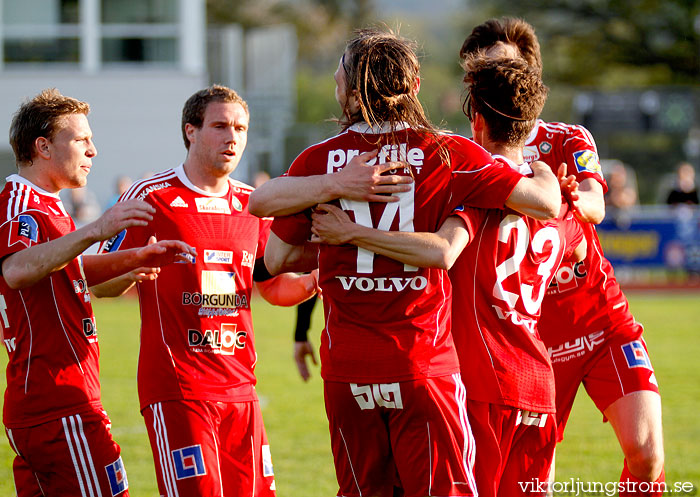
[331,150,413,203]
[311,204,353,245]
[90,199,156,241]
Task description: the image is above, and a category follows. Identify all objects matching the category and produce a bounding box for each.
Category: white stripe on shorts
[452,373,478,494]
[152,403,180,497]
[62,414,102,497]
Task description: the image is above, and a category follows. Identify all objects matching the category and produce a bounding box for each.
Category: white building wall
[0,71,206,206]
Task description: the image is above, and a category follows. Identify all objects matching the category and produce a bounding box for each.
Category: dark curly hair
[462,56,548,146]
[460,17,542,73]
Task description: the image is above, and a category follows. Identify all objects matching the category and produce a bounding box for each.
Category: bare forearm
[1,223,102,289]
[265,234,319,275]
[82,250,148,286]
[249,175,338,217]
[574,179,605,224]
[90,274,136,298]
[256,272,317,307]
[345,218,469,270]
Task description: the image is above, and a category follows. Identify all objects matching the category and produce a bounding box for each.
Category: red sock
[619,459,666,497]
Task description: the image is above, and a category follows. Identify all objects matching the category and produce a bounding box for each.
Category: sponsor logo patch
[573,150,601,174]
[201,270,236,306]
[9,215,39,248]
[548,330,605,363]
[82,317,98,343]
[105,456,128,495]
[262,445,274,477]
[204,250,233,264]
[103,230,126,253]
[518,411,548,428]
[136,181,170,201]
[622,340,652,369]
[172,445,206,480]
[523,145,540,163]
[195,197,231,214]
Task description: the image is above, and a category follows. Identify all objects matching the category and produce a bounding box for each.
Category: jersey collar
[493,155,532,176]
[173,164,230,197]
[5,174,61,199]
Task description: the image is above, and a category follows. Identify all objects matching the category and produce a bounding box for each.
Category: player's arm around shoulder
[264,231,319,276]
[505,161,560,220]
[311,204,471,270]
[248,150,412,218]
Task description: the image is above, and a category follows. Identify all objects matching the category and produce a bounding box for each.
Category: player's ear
[184,123,197,147]
[413,76,421,96]
[35,137,51,160]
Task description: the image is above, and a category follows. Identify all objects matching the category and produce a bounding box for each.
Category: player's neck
[484,141,524,165]
[182,160,230,194]
[18,163,61,194]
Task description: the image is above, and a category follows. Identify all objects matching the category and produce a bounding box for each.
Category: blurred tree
[207,0,376,123]
[484,0,700,87]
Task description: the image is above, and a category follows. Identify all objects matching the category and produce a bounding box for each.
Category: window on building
[1,0,180,67]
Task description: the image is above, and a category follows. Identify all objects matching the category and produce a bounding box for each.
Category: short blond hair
[10,88,90,165]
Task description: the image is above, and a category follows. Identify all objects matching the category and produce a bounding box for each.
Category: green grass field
[1,292,698,496]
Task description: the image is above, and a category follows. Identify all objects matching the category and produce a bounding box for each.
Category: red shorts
[467,400,556,497]
[548,320,660,441]
[6,409,129,497]
[324,374,476,497]
[143,398,275,497]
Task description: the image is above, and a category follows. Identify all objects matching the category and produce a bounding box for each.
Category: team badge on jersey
[539,142,552,154]
[231,196,243,212]
[105,456,129,495]
[573,150,601,175]
[172,445,207,480]
[622,341,652,369]
[195,197,231,214]
[9,214,39,248]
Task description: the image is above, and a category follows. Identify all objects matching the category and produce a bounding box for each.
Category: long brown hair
[338,27,447,156]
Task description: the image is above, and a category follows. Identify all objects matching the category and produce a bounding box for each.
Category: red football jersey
[272,123,524,383]
[450,158,584,413]
[0,175,102,428]
[524,120,632,344]
[99,166,270,409]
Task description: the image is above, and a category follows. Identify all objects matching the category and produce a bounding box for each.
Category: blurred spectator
[105,174,133,209]
[602,160,638,226]
[61,186,101,227]
[665,161,699,206]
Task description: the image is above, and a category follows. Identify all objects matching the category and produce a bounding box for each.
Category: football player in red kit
[461,18,665,496]
[93,85,317,497]
[310,55,587,497]
[1,88,194,496]
[252,28,564,497]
